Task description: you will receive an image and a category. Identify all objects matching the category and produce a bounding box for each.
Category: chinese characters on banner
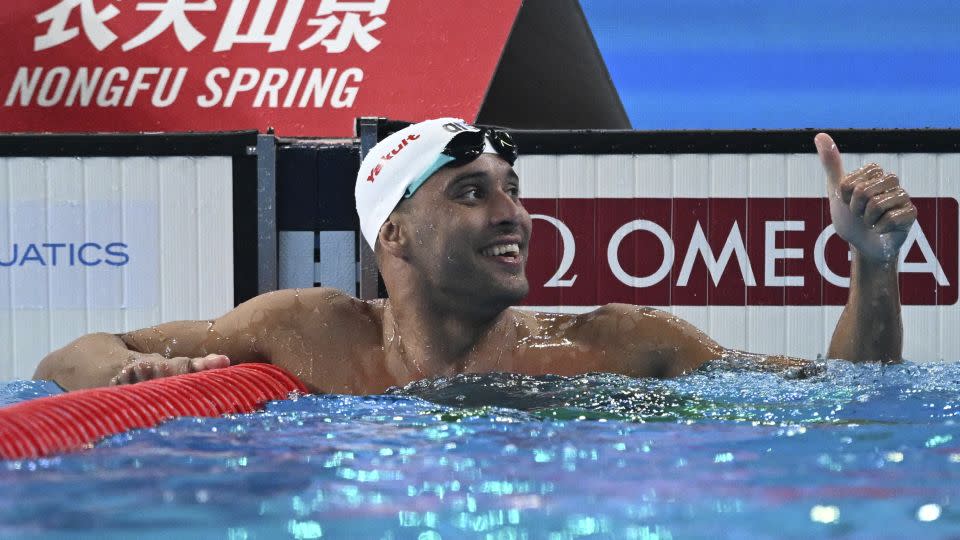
[2,1,523,135]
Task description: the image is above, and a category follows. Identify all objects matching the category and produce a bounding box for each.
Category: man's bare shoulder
[231,287,383,333]
[519,303,716,344]
[241,287,377,314]
[572,304,678,337]
[548,303,722,377]
[515,304,668,339]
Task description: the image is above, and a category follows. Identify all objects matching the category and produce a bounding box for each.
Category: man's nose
[488,188,525,225]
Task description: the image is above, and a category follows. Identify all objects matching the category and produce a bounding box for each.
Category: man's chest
[465,339,611,377]
[260,321,390,393]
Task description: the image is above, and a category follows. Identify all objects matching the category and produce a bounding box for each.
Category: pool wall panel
[121,158,162,332]
[275,141,361,297]
[47,158,89,369]
[197,158,235,323]
[744,155,785,355]
[0,156,234,380]
[784,153,825,360]
[279,231,315,290]
[899,153,940,361]
[517,151,960,362]
[318,231,358,295]
[672,155,710,337]
[710,155,749,354]
[941,155,960,360]
[9,159,51,380]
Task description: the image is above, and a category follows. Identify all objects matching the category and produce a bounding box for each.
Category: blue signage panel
[0,201,158,310]
[582,0,960,129]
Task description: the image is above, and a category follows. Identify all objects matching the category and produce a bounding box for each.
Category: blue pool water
[2,360,959,539]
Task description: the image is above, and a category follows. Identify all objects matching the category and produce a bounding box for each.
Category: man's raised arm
[815,133,917,363]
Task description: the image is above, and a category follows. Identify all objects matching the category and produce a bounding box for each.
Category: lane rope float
[0,363,308,460]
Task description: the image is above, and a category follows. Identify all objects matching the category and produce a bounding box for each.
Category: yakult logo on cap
[366,133,420,182]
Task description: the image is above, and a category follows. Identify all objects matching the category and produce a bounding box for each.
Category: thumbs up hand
[815,133,917,262]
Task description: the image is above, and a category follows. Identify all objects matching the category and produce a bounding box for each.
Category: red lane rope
[0,363,308,460]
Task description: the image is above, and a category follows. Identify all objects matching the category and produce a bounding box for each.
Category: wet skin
[107,293,734,395]
[35,134,913,393]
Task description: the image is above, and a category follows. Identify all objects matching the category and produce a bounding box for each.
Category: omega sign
[521,198,957,306]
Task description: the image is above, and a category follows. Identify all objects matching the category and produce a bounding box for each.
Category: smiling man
[35,118,917,393]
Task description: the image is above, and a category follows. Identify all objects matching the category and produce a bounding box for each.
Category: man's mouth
[481,243,520,258]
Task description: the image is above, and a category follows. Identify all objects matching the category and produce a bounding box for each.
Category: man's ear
[377,214,407,258]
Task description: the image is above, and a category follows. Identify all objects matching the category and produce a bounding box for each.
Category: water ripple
[1,360,959,539]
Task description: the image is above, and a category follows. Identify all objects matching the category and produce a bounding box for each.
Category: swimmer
[34,118,917,394]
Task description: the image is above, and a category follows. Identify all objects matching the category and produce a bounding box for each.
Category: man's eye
[459,187,482,200]
[507,185,520,198]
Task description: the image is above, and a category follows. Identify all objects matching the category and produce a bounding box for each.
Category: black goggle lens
[487,129,518,165]
[442,129,517,167]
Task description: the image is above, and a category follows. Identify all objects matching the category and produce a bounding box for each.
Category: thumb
[815,132,845,189]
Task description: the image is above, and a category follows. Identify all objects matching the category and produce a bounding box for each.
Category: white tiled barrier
[0,156,234,380]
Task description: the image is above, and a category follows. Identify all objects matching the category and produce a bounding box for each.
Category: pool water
[2,360,959,539]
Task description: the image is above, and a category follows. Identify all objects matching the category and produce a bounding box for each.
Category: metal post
[255,133,278,294]
[356,117,382,299]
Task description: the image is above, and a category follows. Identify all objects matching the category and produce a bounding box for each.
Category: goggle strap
[404,154,456,198]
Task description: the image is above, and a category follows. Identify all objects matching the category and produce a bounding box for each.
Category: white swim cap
[355,117,501,251]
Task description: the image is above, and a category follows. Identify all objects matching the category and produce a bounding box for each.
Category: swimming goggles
[442,128,519,167]
[404,128,519,198]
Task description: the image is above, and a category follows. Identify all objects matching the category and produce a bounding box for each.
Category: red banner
[521,197,958,306]
[1,1,522,136]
